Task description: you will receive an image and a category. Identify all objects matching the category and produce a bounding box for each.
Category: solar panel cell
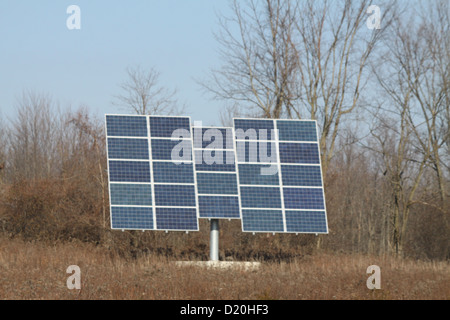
[151,139,192,161]
[235,141,277,163]
[150,117,191,138]
[154,185,196,207]
[195,128,234,149]
[108,161,151,183]
[238,164,280,185]
[107,138,149,160]
[241,210,284,232]
[196,173,238,195]
[240,186,282,208]
[111,207,154,230]
[152,162,194,184]
[277,120,317,142]
[283,188,325,210]
[110,184,152,206]
[198,196,240,218]
[281,165,323,186]
[106,115,148,137]
[279,143,320,164]
[234,119,276,140]
[285,210,327,233]
[155,208,198,230]
[194,150,236,172]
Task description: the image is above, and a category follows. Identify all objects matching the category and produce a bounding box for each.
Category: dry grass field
[0,238,448,300]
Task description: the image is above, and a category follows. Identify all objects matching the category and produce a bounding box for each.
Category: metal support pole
[210,219,219,261]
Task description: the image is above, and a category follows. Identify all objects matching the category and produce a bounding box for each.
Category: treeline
[0,0,448,261]
[0,89,447,261]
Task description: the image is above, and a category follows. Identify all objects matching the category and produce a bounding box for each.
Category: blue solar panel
[240,186,282,208]
[155,208,198,230]
[196,173,238,195]
[238,164,280,185]
[281,165,323,187]
[111,207,154,230]
[107,138,149,160]
[110,184,152,206]
[193,126,240,219]
[234,119,276,140]
[285,210,327,233]
[283,188,325,210]
[195,150,236,169]
[152,162,194,184]
[279,143,320,164]
[106,115,327,234]
[106,115,199,231]
[198,196,240,219]
[154,185,197,207]
[234,118,328,234]
[194,150,236,172]
[194,127,234,149]
[277,120,318,142]
[108,161,151,183]
[236,141,277,163]
[150,117,191,138]
[241,210,284,232]
[151,139,192,161]
[106,115,148,137]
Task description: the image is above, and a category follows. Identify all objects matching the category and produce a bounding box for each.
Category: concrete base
[175,261,261,271]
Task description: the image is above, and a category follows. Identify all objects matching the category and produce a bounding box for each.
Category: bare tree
[412,0,449,209]
[203,0,396,176]
[201,0,299,120]
[67,109,108,228]
[364,1,450,255]
[375,1,449,211]
[8,91,62,182]
[368,109,429,256]
[113,65,184,116]
[292,0,397,175]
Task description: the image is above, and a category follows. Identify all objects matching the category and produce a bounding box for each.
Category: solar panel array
[105,115,328,235]
[106,115,198,231]
[234,118,328,234]
[193,127,240,219]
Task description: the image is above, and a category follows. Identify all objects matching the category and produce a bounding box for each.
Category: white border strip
[274,120,287,232]
[187,118,200,229]
[147,116,157,230]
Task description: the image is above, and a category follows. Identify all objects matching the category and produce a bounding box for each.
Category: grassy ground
[0,238,448,300]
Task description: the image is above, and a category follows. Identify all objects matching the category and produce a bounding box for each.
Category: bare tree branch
[113,65,184,116]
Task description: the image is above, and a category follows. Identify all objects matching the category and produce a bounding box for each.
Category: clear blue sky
[0,1,231,126]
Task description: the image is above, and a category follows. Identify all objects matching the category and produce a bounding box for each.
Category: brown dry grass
[0,237,448,300]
